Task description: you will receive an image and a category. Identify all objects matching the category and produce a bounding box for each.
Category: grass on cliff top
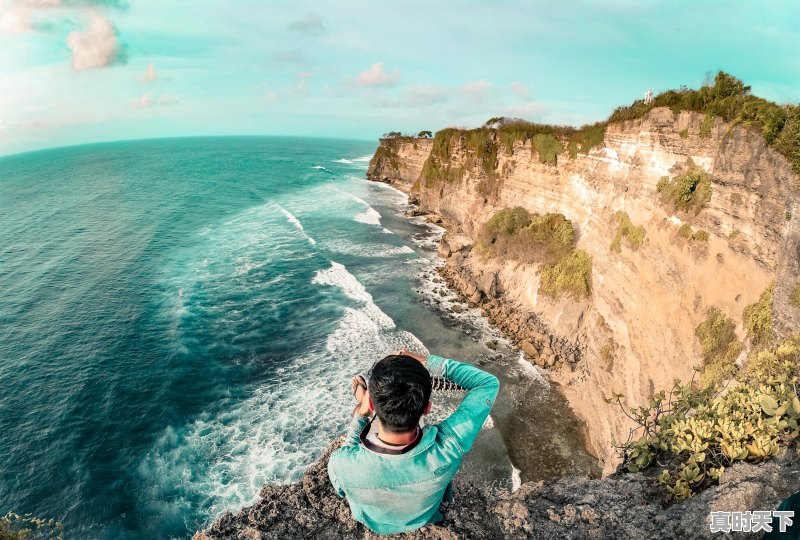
[417,72,800,191]
[609,211,646,252]
[608,71,800,173]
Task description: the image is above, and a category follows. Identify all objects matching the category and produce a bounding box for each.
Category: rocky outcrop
[196,438,800,539]
[367,137,432,191]
[367,109,800,471]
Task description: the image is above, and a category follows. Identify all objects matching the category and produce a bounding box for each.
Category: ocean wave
[311,165,331,173]
[332,158,353,164]
[142,261,428,523]
[343,192,384,226]
[277,205,317,245]
[352,155,373,162]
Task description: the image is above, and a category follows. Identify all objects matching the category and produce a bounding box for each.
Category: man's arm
[423,352,500,455]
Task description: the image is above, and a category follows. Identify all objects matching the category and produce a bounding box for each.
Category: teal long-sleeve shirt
[327,355,500,535]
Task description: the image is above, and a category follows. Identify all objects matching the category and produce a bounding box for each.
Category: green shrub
[678,223,694,239]
[600,341,615,362]
[658,168,712,215]
[567,123,605,158]
[532,133,563,165]
[744,283,774,347]
[608,334,800,501]
[679,129,689,138]
[610,211,646,252]
[539,249,592,299]
[730,192,743,206]
[728,229,741,239]
[692,230,709,241]
[699,114,715,138]
[606,71,800,174]
[480,208,575,264]
[790,281,800,309]
[695,307,742,388]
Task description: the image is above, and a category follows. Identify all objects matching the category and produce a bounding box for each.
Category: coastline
[360,177,600,484]
[380,180,603,473]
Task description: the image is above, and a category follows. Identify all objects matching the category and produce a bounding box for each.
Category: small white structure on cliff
[644,89,654,103]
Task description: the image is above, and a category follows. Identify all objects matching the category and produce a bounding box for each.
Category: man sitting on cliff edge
[327,348,500,535]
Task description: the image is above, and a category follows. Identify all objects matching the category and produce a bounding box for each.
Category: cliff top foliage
[414,72,799,190]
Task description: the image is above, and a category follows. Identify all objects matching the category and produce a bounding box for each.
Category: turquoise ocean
[0,137,597,538]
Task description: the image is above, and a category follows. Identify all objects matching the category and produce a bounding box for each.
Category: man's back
[327,354,500,535]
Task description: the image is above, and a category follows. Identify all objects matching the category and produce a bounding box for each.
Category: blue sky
[1,0,798,155]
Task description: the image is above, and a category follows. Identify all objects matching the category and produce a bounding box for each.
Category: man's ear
[423,401,432,415]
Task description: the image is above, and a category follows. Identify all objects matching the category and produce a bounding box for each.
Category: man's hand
[399,348,428,364]
[356,389,372,417]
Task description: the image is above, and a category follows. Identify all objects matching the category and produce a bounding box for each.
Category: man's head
[368,354,432,433]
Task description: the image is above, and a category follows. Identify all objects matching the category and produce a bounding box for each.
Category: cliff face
[368,108,800,471]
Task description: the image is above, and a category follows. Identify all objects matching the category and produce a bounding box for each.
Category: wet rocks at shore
[434,246,581,372]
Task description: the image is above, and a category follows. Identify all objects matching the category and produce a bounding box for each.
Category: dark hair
[368,354,432,433]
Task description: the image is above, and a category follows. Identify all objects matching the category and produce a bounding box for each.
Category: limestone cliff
[367,108,800,472]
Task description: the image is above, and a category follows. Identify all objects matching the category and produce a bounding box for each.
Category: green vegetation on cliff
[416,71,800,194]
[608,71,800,173]
[695,307,742,388]
[743,283,774,347]
[609,211,646,252]
[791,281,800,309]
[478,207,591,299]
[657,165,712,215]
[539,250,592,299]
[479,207,574,264]
[610,335,800,502]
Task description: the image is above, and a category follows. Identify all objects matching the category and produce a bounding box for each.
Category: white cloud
[132,92,178,109]
[66,9,121,70]
[355,62,399,88]
[403,85,449,106]
[262,72,311,103]
[0,0,61,33]
[289,13,323,34]
[461,79,491,104]
[508,81,531,100]
[140,63,157,82]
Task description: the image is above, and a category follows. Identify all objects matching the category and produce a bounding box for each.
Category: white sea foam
[332,158,353,164]
[352,155,373,162]
[511,464,522,492]
[277,205,317,245]
[311,165,330,172]
[516,351,550,388]
[144,260,429,520]
[343,192,385,227]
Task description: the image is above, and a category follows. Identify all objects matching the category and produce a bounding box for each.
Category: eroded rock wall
[367,108,800,471]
